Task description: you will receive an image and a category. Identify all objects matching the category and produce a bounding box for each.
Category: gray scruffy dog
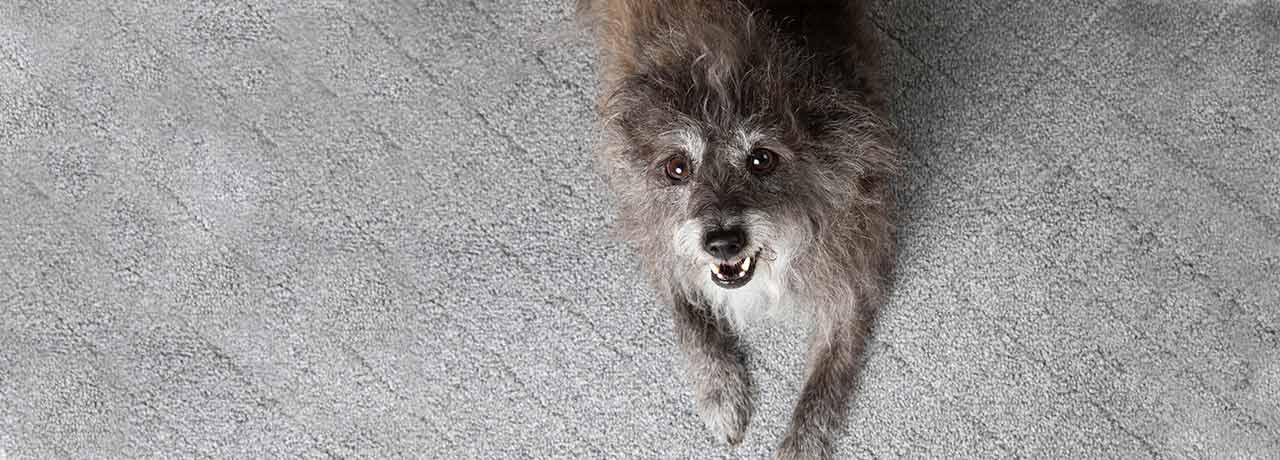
[578,0,897,458]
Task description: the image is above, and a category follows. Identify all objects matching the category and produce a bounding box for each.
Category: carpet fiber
[2,0,1278,457]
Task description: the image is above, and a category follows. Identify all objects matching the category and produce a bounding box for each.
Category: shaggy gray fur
[578,1,894,457]
[2,0,1278,458]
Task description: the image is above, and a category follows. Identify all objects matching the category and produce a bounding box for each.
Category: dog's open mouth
[710,251,759,289]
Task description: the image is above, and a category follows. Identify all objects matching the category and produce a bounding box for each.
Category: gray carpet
[2,0,1278,458]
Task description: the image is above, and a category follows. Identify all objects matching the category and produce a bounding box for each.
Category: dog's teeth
[741,257,751,272]
[711,265,722,275]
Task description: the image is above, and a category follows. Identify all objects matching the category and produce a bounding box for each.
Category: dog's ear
[576,0,652,81]
[579,0,712,89]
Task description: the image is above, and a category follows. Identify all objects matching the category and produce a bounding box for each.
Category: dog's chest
[699,264,792,325]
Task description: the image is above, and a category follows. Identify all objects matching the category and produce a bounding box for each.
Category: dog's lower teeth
[711,255,757,283]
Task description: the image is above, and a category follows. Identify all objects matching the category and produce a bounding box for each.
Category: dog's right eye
[664,155,691,182]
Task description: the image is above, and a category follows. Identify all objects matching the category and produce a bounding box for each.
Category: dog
[577,1,898,458]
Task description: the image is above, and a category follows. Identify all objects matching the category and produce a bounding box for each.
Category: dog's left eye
[748,148,777,174]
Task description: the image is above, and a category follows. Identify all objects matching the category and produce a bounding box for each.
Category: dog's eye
[664,155,691,182]
[748,148,776,174]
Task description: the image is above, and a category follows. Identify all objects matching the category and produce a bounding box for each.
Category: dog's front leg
[671,292,753,447]
[777,312,872,459]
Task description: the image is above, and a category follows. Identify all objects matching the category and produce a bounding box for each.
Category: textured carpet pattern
[2,0,1278,458]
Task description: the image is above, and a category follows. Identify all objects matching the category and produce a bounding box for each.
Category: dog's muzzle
[703,229,758,289]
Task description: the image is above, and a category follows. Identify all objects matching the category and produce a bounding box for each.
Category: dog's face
[659,122,802,295]
[594,5,895,304]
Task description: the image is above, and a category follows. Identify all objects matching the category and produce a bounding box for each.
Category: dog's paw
[697,392,750,446]
[775,430,832,460]
[695,379,752,447]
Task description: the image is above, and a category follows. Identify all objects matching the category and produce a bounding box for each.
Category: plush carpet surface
[2,0,1277,457]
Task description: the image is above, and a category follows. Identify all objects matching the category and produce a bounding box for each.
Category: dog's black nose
[703,229,746,260]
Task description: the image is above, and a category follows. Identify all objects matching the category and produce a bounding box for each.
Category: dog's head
[587,2,897,297]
